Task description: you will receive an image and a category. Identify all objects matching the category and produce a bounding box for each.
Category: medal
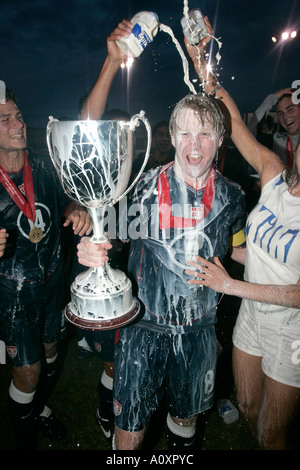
[29,226,43,243]
[0,153,43,243]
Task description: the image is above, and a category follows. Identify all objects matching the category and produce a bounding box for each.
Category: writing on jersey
[242,173,300,324]
[246,203,299,264]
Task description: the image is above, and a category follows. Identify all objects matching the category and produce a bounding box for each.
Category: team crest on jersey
[93,342,102,353]
[191,206,204,220]
[113,399,122,416]
[18,183,26,196]
[6,346,17,359]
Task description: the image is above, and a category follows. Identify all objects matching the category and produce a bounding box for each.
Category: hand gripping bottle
[116,11,159,58]
[181,8,208,45]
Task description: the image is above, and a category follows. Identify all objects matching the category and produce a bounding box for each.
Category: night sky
[1,0,299,128]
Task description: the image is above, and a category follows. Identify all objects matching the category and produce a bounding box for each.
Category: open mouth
[187,154,202,165]
[285,119,295,129]
[10,133,24,139]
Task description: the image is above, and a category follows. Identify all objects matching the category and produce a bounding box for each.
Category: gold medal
[29,226,43,243]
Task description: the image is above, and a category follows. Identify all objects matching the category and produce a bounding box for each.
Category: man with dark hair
[0,87,92,449]
[248,88,300,167]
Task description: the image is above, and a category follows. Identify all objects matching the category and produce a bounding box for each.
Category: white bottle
[181,8,208,45]
[116,11,159,58]
[217,399,239,424]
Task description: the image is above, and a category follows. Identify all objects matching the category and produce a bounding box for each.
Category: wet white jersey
[242,172,300,324]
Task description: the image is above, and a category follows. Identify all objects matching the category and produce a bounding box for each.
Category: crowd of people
[0,11,299,452]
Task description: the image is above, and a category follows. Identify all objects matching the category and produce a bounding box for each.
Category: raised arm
[247,88,292,135]
[184,17,284,187]
[79,20,133,120]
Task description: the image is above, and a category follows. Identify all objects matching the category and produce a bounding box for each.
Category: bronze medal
[29,226,43,243]
[0,155,42,243]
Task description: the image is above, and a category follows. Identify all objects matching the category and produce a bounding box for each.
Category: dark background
[1,0,299,128]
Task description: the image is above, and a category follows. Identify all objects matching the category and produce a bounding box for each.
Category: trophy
[46,112,151,330]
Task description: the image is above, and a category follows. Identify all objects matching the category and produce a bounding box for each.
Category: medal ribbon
[158,164,215,229]
[0,153,36,221]
[286,136,293,169]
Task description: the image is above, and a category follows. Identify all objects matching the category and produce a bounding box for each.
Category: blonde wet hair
[169,93,225,139]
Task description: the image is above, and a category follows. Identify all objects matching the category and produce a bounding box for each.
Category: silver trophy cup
[46,112,151,330]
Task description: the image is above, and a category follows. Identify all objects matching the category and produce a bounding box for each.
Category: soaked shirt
[119,163,245,333]
[242,172,300,325]
[0,151,72,304]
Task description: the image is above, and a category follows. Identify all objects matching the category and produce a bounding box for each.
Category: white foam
[159,23,197,95]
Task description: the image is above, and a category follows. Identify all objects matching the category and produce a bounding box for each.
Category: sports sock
[34,353,58,416]
[78,336,93,352]
[165,413,197,450]
[97,370,113,419]
[8,381,37,450]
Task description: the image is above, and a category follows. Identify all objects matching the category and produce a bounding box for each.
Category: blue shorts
[0,290,64,367]
[84,329,116,362]
[113,325,217,432]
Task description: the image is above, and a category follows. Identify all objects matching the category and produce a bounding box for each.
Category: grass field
[0,330,259,451]
[0,260,298,453]
[0,291,260,452]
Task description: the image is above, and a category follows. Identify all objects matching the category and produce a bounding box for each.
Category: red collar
[158,164,215,229]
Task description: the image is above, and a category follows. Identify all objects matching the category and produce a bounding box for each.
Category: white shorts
[233,306,300,388]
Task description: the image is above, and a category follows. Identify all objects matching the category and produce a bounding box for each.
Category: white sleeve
[247,94,278,135]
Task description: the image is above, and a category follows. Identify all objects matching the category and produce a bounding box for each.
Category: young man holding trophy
[76,18,246,450]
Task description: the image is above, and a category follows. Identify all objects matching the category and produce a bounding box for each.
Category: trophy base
[66,264,140,330]
[65,298,140,330]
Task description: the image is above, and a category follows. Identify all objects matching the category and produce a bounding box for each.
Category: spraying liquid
[116,5,223,95]
[160,2,223,95]
[181,8,208,45]
[159,23,197,95]
[116,11,159,58]
[116,10,197,94]
[182,0,223,87]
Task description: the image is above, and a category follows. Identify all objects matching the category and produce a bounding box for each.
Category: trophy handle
[112,110,152,204]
